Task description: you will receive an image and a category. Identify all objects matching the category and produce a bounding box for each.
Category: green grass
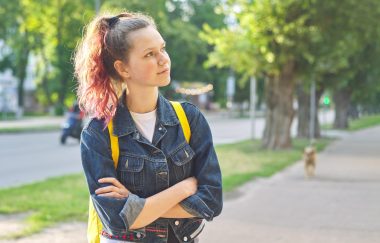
[24,111,50,117]
[0,175,88,238]
[321,123,333,130]
[349,114,380,131]
[0,112,49,121]
[0,125,61,134]
[0,137,331,238]
[217,138,331,192]
[0,112,17,120]
[321,114,380,131]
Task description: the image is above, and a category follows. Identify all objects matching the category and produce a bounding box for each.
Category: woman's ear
[114,60,130,80]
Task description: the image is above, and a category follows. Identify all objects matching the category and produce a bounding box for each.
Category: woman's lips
[158,68,170,75]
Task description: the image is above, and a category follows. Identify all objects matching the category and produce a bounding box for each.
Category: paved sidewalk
[200,126,380,243]
[0,111,232,130]
[0,116,64,129]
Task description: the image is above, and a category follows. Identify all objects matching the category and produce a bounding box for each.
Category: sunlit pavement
[200,126,380,243]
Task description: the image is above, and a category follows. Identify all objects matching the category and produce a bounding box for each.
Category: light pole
[0,85,4,120]
[250,76,257,140]
[95,0,100,13]
[309,81,316,145]
[226,70,235,117]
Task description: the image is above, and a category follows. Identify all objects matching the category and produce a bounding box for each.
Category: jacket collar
[112,90,179,137]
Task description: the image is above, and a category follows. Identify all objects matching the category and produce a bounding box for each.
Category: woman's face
[121,26,171,89]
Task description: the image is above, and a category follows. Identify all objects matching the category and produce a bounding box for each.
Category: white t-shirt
[130,109,157,143]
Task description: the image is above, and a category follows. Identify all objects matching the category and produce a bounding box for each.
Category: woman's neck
[126,87,159,114]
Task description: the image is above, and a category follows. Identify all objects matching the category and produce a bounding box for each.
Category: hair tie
[107,16,119,28]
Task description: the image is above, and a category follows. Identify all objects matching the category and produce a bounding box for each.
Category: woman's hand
[95,177,130,199]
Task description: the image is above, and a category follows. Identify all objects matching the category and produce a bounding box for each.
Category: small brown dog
[304,146,316,178]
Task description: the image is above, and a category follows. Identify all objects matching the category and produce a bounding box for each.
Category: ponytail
[75,15,117,126]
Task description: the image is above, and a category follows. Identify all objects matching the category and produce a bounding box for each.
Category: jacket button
[183,236,188,241]
[158,172,168,177]
[158,127,162,131]
[125,159,128,169]
[174,220,180,226]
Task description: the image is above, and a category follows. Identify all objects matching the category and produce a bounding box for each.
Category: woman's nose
[158,52,169,66]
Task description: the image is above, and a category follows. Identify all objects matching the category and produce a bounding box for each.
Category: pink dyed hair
[74,12,156,126]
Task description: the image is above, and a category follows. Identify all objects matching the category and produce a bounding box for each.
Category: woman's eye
[145,52,153,57]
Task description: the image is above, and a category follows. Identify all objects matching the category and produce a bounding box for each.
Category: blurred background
[0,0,380,242]
[1,0,380,141]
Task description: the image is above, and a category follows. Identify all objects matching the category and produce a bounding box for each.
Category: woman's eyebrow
[143,41,166,52]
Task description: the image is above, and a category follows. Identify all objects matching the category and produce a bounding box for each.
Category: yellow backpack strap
[170,101,191,143]
[87,198,102,243]
[107,119,119,167]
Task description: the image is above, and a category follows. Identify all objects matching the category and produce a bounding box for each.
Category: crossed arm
[95,176,197,230]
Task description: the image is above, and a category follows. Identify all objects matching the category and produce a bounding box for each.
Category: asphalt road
[0,132,82,188]
[0,110,335,189]
[0,116,255,188]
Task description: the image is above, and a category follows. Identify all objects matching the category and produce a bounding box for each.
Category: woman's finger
[118,188,130,198]
[95,185,119,195]
[98,191,123,198]
[98,177,124,188]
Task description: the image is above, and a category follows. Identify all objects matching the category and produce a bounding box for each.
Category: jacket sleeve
[179,103,223,221]
[81,122,146,234]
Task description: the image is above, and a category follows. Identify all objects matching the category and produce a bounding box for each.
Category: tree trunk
[57,0,67,115]
[333,87,351,129]
[262,61,296,149]
[296,84,323,138]
[57,0,67,107]
[347,103,359,120]
[40,49,53,107]
[16,32,30,117]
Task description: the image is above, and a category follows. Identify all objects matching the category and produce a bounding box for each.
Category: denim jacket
[80,92,223,242]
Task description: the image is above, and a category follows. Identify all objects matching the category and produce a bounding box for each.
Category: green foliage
[0,0,229,110]
[201,0,380,133]
[0,0,95,111]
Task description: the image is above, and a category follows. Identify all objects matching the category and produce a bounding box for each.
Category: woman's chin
[158,77,171,87]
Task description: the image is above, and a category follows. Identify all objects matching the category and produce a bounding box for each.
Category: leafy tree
[201,0,380,147]
[0,0,31,115]
[201,0,320,149]
[0,0,228,114]
[319,0,380,129]
[0,0,95,114]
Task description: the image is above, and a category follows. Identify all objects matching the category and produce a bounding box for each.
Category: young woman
[75,11,222,243]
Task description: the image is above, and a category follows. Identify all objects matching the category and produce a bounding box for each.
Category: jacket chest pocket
[169,143,195,181]
[117,155,145,194]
